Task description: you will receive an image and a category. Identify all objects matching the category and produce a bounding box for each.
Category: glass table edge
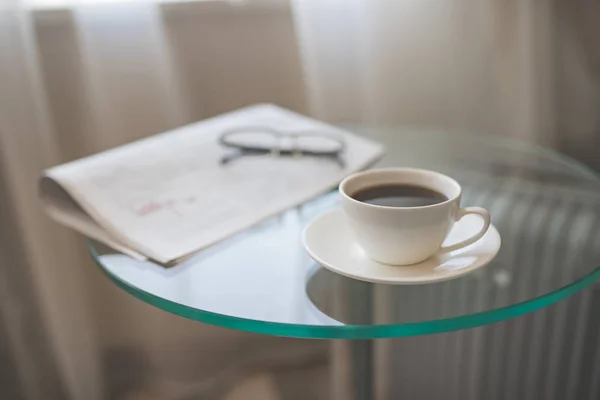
[89,135,600,339]
[89,241,600,339]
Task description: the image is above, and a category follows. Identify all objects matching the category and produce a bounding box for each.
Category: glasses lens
[226,129,278,151]
[295,134,343,154]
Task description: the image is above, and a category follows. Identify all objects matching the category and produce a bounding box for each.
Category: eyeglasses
[219,126,346,167]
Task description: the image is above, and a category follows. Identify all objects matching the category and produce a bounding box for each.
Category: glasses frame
[219,126,346,167]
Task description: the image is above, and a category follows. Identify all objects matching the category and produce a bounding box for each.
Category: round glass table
[90,129,600,399]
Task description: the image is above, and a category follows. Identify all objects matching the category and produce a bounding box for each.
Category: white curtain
[292,0,538,136]
[0,2,103,399]
[72,1,188,150]
[292,0,600,159]
[0,1,194,399]
[0,1,309,398]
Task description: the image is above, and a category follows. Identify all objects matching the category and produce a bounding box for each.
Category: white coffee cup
[339,168,490,265]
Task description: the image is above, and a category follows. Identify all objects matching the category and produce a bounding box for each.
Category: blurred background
[0,0,599,399]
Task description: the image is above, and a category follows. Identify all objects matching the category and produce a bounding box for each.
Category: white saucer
[302,209,501,285]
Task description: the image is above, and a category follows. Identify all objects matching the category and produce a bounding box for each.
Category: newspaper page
[42,104,384,264]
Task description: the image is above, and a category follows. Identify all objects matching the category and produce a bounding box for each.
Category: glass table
[90,129,600,399]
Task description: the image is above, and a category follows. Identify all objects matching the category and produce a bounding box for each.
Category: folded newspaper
[40,104,384,265]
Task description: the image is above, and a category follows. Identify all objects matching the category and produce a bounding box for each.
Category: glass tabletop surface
[90,129,600,339]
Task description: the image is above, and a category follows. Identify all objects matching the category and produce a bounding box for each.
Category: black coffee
[351,184,448,207]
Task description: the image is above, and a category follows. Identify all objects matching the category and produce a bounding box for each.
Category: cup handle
[438,207,491,253]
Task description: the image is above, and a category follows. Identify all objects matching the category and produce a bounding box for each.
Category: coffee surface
[351,184,448,207]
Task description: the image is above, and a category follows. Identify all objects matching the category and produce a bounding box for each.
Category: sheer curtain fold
[292,0,540,137]
[73,1,188,150]
[0,1,188,398]
[2,1,310,397]
[0,3,103,400]
[291,0,373,123]
[292,0,599,162]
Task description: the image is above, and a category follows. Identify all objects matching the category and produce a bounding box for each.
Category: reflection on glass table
[89,129,600,399]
